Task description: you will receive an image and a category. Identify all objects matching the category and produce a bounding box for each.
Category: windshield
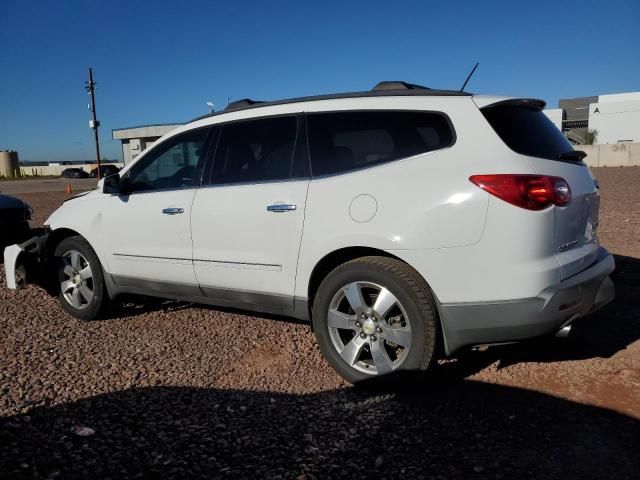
[481,102,575,161]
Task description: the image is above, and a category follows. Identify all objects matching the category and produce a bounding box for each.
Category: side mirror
[103,174,121,194]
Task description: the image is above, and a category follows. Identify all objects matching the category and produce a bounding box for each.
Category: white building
[544,92,640,145]
[588,92,640,144]
[543,108,563,132]
[112,123,182,165]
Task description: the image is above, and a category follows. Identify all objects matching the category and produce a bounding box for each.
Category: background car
[61,168,90,179]
[90,165,121,178]
[0,194,32,249]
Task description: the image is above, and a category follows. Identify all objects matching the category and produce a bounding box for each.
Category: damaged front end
[4,228,50,289]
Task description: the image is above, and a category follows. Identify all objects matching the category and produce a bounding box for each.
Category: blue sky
[1,0,638,162]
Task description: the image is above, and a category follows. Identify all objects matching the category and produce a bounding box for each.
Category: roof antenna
[460,62,479,92]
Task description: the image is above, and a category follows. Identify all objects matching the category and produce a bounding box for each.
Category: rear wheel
[54,236,109,320]
[312,256,439,384]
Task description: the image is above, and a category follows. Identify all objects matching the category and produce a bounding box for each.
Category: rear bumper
[440,247,615,354]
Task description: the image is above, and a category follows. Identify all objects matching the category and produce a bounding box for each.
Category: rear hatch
[478,98,601,280]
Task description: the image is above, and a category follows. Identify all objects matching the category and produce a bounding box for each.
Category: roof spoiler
[479,98,546,111]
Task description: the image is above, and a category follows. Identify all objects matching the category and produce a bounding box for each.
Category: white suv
[4,81,615,383]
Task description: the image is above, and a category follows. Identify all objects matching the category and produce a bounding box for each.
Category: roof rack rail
[188,84,471,123]
[225,98,265,111]
[371,81,431,92]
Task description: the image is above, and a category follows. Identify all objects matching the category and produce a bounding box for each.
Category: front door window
[126,128,210,192]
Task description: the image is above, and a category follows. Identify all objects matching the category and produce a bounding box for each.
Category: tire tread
[53,235,110,321]
[312,255,441,380]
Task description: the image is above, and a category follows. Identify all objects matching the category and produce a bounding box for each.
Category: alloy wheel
[327,281,412,375]
[60,250,94,310]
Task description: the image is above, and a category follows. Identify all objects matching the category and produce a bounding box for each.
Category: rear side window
[481,104,573,160]
[212,116,297,185]
[307,111,455,176]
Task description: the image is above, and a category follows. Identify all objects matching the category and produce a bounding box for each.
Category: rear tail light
[469,174,571,210]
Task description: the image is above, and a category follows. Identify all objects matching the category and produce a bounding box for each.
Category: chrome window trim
[197,176,310,190]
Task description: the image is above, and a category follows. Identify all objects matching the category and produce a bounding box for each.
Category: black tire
[54,236,110,320]
[312,256,440,384]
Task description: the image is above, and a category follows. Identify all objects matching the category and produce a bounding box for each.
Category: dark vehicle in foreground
[61,168,90,179]
[0,194,32,248]
[90,165,121,178]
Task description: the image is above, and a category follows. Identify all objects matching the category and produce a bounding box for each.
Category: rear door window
[481,102,573,160]
[211,116,298,185]
[307,111,455,176]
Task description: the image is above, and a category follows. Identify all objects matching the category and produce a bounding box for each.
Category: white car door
[190,115,309,311]
[100,127,212,293]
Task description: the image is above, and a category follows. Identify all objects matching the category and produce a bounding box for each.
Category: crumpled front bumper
[3,230,49,289]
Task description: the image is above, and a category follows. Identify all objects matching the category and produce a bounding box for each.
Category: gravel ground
[1,167,639,479]
[0,178,97,195]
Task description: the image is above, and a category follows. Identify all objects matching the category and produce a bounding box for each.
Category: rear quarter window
[481,103,573,160]
[308,110,455,176]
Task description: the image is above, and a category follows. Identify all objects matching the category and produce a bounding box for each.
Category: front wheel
[312,256,440,384]
[54,236,110,320]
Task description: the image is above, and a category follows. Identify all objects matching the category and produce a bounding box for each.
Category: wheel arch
[46,228,84,257]
[45,228,120,300]
[307,247,395,310]
[305,246,450,354]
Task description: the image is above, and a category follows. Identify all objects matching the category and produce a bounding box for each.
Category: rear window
[308,111,455,176]
[481,103,573,160]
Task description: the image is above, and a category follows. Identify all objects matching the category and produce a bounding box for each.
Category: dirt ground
[0,178,97,195]
[1,167,639,479]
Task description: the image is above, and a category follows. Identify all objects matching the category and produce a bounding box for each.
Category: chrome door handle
[162,207,184,215]
[267,203,297,212]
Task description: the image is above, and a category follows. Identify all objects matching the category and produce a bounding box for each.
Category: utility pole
[85,67,102,179]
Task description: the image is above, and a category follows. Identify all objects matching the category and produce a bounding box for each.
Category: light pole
[85,67,102,179]
[206,101,215,114]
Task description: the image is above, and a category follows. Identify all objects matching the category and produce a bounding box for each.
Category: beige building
[0,150,20,177]
[112,124,182,165]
